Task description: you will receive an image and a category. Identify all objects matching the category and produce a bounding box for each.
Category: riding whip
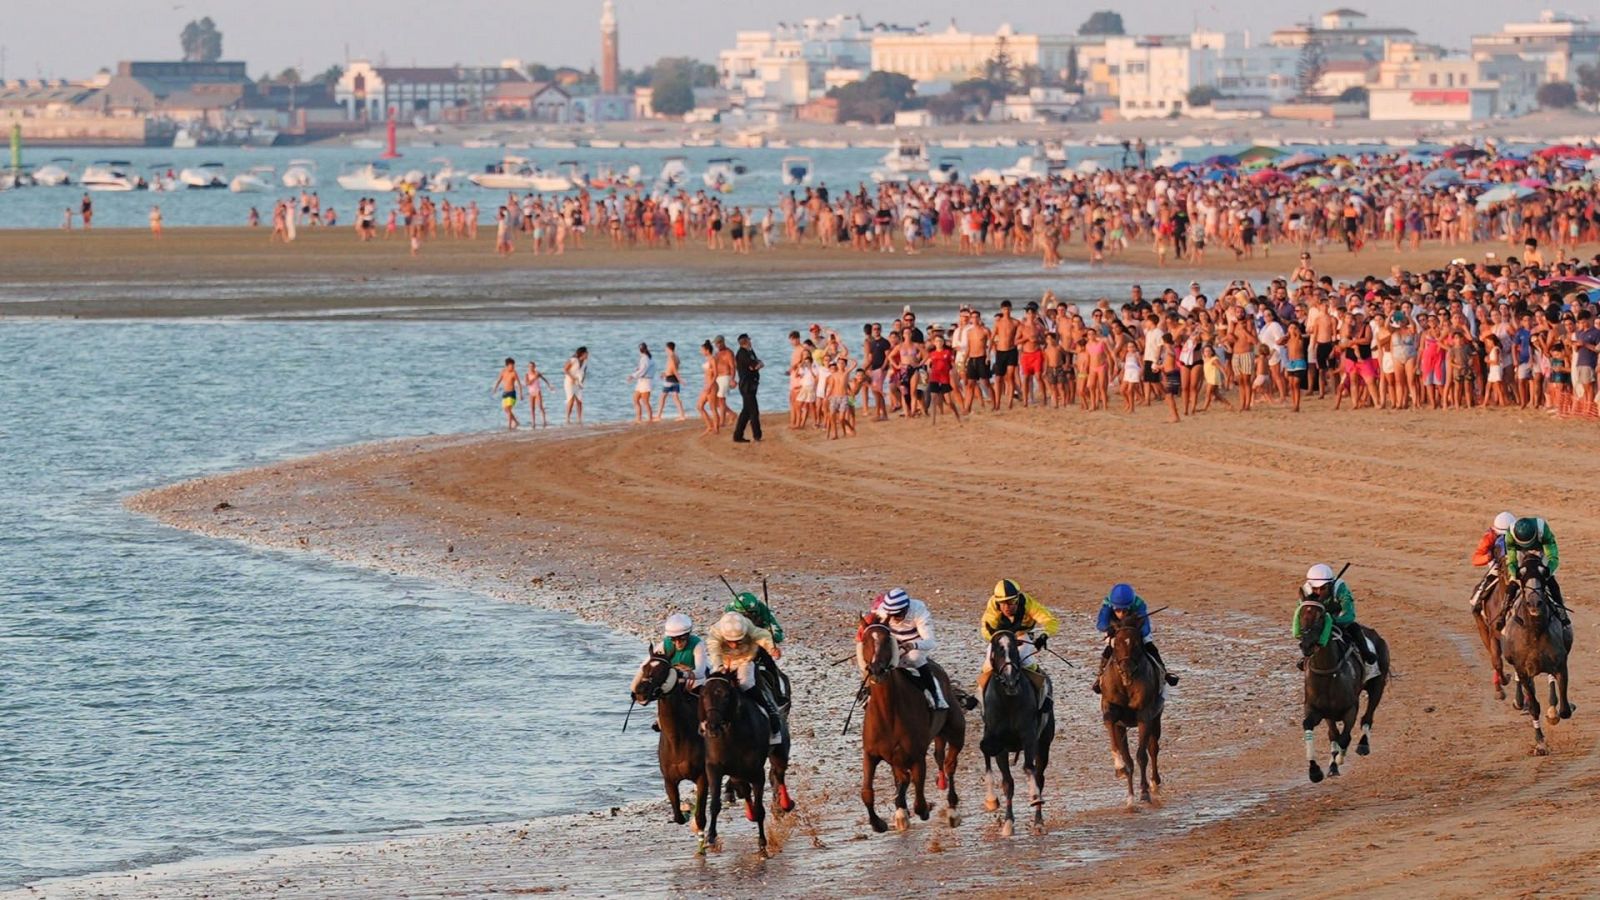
[841,680,869,735]
[762,577,771,608]
[1020,638,1078,669]
[622,699,635,733]
[718,575,741,601]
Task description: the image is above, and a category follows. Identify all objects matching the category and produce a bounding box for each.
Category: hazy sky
[3,0,1567,80]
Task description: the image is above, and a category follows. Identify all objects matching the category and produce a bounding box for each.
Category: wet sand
[0,227,1547,319]
[25,399,1598,897]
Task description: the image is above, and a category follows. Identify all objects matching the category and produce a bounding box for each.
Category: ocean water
[0,317,814,888]
[0,143,1217,230]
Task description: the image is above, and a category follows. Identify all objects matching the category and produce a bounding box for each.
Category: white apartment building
[1270,8,1416,64]
[869,23,1078,84]
[335,60,528,121]
[1471,10,1600,85]
[718,14,909,104]
[1367,42,1541,121]
[1112,32,1298,119]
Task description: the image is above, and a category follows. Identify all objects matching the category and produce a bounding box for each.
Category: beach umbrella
[1202,169,1231,181]
[1249,168,1290,185]
[1474,184,1534,208]
[1237,145,1286,163]
[1586,157,1600,173]
[1421,168,1463,187]
[1240,157,1272,171]
[1518,176,1549,189]
[1444,144,1485,160]
[1202,153,1240,168]
[1278,151,1324,170]
[1169,160,1193,171]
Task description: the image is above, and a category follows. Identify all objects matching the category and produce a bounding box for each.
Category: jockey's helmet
[1304,563,1336,595]
[881,588,911,615]
[1493,511,1515,535]
[713,611,749,643]
[1109,583,1136,609]
[731,592,760,614]
[993,579,1023,605]
[1511,517,1541,550]
[663,613,692,638]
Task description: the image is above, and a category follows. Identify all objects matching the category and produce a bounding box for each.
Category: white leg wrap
[1304,730,1316,762]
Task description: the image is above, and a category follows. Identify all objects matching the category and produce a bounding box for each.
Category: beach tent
[1420,168,1463,187]
[1278,151,1324,170]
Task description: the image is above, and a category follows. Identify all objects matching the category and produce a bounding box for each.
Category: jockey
[660,613,709,683]
[1507,516,1566,620]
[870,587,946,709]
[707,611,785,744]
[1297,564,1376,665]
[726,591,785,704]
[1469,511,1515,613]
[1092,583,1181,693]
[978,578,1059,704]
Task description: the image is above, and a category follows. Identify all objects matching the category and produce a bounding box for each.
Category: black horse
[1501,554,1575,755]
[698,670,791,854]
[1295,600,1389,783]
[630,651,706,833]
[979,631,1053,836]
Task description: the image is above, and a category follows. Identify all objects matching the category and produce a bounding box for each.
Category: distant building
[600,0,620,95]
[1472,10,1600,86]
[870,23,1077,84]
[1269,9,1416,64]
[486,82,572,121]
[1110,32,1298,119]
[99,60,252,119]
[996,87,1083,123]
[334,61,529,121]
[719,14,914,104]
[1367,41,1540,120]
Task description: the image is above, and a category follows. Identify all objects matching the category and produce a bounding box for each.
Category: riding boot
[1092,644,1110,694]
[754,688,783,745]
[1146,641,1180,686]
[1550,575,1571,627]
[1344,624,1375,664]
[917,664,948,710]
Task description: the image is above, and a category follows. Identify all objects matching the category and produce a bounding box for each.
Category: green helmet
[1511,517,1541,550]
[731,592,760,614]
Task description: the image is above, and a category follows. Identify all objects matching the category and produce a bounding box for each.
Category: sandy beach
[1,226,1570,320]
[16,395,1591,898]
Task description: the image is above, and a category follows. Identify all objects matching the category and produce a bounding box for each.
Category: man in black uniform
[733,333,764,443]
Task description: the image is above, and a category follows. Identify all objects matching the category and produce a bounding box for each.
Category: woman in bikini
[524,359,551,427]
[696,341,720,434]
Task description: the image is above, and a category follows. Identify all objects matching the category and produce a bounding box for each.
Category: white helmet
[1493,511,1515,535]
[663,613,692,638]
[1304,563,1336,592]
[712,611,749,642]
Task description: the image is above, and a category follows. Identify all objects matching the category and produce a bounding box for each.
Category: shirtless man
[713,336,738,426]
[492,357,524,430]
[963,311,993,413]
[1229,310,1257,412]
[1017,303,1046,407]
[992,300,1020,410]
[1307,291,1338,397]
[862,322,891,421]
[824,358,854,439]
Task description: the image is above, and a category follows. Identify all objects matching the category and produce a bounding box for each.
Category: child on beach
[524,360,551,427]
[924,335,961,426]
[493,358,523,430]
[1201,345,1233,411]
[62,208,73,230]
[149,205,162,239]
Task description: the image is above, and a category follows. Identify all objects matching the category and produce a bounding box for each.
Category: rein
[1297,600,1354,676]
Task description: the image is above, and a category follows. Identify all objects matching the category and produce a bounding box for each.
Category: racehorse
[979,630,1053,837]
[698,671,791,854]
[1500,553,1575,755]
[1295,600,1390,783]
[857,619,965,833]
[1469,563,1513,700]
[1097,615,1164,808]
[630,651,706,833]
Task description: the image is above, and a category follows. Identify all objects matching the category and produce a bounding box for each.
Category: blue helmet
[880,588,911,615]
[1109,583,1136,609]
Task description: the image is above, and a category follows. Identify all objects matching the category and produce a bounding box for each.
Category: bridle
[990,631,1022,696]
[699,671,739,737]
[632,655,678,704]
[860,621,899,683]
[1296,599,1354,676]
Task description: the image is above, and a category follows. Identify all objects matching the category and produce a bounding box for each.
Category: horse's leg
[693,773,707,835]
[1112,722,1136,809]
[933,736,948,791]
[665,774,686,825]
[862,753,888,834]
[1032,725,1052,831]
[1303,711,1324,783]
[1521,674,1548,755]
[1146,714,1162,798]
[911,756,931,821]
[1514,675,1527,712]
[1558,660,1575,720]
[769,741,793,813]
[996,751,1016,837]
[982,748,999,812]
[752,779,768,855]
[1358,668,1387,757]
[1136,724,1153,804]
[939,736,962,827]
[1474,610,1505,701]
[702,767,723,853]
[892,764,912,832]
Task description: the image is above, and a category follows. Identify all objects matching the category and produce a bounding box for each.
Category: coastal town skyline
[4,0,1568,79]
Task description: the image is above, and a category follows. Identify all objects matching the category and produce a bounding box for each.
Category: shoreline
[23,398,1600,896]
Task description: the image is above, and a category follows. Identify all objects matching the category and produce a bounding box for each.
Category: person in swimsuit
[524,360,551,427]
[629,343,656,423]
[656,341,686,421]
[563,347,588,425]
[696,341,721,434]
[493,357,523,430]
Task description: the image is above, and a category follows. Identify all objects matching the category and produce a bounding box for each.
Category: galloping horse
[1500,553,1575,755]
[698,671,791,854]
[857,620,965,833]
[1469,563,1513,701]
[630,651,706,833]
[1295,600,1390,783]
[979,631,1053,837]
[1097,616,1164,808]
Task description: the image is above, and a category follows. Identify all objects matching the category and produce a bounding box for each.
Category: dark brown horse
[857,620,965,832]
[698,671,790,854]
[1295,600,1390,783]
[630,651,706,833]
[1097,616,1164,808]
[1470,564,1513,701]
[979,631,1052,837]
[1500,554,1575,755]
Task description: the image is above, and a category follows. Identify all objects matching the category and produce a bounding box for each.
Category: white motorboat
[81,160,141,191]
[281,159,317,188]
[0,167,33,190]
[589,138,622,149]
[1153,147,1185,169]
[426,157,461,192]
[999,155,1065,183]
[703,157,745,192]
[780,155,813,186]
[336,161,397,192]
[654,156,689,192]
[868,169,910,184]
[467,156,574,191]
[229,166,275,193]
[1041,140,1068,162]
[34,158,73,186]
[145,163,179,192]
[179,162,227,189]
[928,155,962,184]
[588,161,641,190]
[351,138,384,150]
[881,137,929,173]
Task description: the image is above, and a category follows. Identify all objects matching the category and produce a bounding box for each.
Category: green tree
[1536,80,1578,109]
[1186,85,1224,107]
[985,36,1016,92]
[180,17,223,62]
[314,64,344,86]
[275,67,301,85]
[1337,85,1368,103]
[525,63,555,82]
[1296,36,1326,99]
[649,57,697,116]
[1578,64,1600,109]
[828,70,916,124]
[1078,11,1125,36]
